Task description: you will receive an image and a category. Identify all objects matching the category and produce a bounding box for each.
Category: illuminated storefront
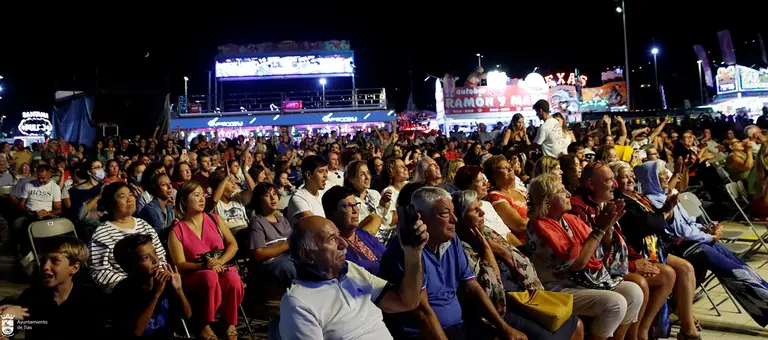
[171,110,396,139]
[705,65,768,119]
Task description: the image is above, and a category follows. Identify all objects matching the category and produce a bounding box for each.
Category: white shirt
[356,189,392,226]
[214,193,249,230]
[326,169,345,190]
[279,261,393,340]
[481,201,510,239]
[287,188,325,226]
[533,118,568,158]
[382,186,401,215]
[20,180,61,212]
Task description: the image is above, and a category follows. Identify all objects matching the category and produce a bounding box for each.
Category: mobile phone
[397,205,420,247]
[636,150,647,159]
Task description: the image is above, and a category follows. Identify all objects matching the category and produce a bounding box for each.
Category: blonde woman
[533,155,563,179]
[526,174,642,340]
[438,159,464,194]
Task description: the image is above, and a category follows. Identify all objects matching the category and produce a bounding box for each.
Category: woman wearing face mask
[126,162,146,201]
[68,160,107,237]
[635,160,768,328]
[343,160,392,241]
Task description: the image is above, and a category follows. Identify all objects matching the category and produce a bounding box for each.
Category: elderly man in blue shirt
[380,187,527,340]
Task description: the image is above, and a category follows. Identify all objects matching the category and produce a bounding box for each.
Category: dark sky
[0,1,766,133]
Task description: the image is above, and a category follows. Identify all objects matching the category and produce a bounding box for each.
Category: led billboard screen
[215,52,354,80]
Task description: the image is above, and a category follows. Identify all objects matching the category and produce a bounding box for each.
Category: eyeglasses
[338,202,361,212]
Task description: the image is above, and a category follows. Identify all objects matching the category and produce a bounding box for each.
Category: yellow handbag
[507,290,574,331]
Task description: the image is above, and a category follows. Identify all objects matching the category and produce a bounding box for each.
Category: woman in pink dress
[168,180,244,340]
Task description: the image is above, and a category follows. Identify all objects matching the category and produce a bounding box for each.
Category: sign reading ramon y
[18,111,53,136]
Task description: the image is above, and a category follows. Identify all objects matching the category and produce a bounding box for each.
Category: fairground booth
[171,40,394,140]
[704,64,768,120]
[434,68,628,133]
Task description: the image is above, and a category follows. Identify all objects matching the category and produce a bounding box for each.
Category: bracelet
[590,229,605,239]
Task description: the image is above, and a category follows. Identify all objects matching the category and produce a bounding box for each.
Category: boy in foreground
[0,236,104,340]
[112,233,192,339]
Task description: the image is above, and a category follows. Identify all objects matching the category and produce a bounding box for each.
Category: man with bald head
[279,216,428,340]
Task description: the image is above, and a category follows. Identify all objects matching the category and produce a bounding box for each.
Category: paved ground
[1,247,767,339]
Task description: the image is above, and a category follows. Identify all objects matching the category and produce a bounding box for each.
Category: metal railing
[179,88,386,116]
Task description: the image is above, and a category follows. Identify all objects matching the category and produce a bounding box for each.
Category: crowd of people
[0,102,766,340]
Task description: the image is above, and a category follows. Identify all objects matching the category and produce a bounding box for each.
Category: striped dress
[88,217,166,291]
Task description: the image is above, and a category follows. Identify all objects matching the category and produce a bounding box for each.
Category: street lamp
[651,47,659,91]
[476,53,483,67]
[618,0,631,109]
[319,78,327,107]
[697,60,705,105]
[183,76,189,98]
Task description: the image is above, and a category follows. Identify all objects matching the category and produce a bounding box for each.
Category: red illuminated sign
[545,73,588,87]
[443,85,548,114]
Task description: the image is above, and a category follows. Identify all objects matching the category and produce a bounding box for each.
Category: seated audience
[89,182,166,292]
[286,155,329,225]
[570,161,676,340]
[453,165,520,246]
[14,164,62,253]
[247,182,296,287]
[323,185,386,275]
[0,237,104,339]
[610,161,696,339]
[483,156,528,244]
[210,168,255,233]
[343,160,392,240]
[380,187,527,340]
[526,174,643,340]
[112,234,192,338]
[137,173,175,235]
[279,215,427,340]
[635,160,768,327]
[168,180,244,340]
[452,189,583,340]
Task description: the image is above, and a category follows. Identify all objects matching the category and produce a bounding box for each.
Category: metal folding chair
[27,218,78,266]
[724,182,768,266]
[678,192,743,242]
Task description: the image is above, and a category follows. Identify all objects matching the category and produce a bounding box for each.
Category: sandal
[200,325,218,340]
[226,325,238,340]
[677,331,703,340]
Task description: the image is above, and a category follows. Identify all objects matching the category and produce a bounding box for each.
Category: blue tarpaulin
[52,95,97,145]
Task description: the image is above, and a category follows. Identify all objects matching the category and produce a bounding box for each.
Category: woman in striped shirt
[88,182,166,292]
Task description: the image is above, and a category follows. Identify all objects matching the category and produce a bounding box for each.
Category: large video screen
[215,53,354,80]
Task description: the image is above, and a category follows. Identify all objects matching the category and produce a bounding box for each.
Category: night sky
[0,1,765,133]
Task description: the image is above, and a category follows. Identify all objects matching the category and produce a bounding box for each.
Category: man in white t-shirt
[325,152,344,190]
[279,216,427,340]
[14,164,62,253]
[286,156,329,226]
[531,100,568,157]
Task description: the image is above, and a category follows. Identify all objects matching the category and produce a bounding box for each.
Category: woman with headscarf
[610,161,699,339]
[635,160,768,328]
